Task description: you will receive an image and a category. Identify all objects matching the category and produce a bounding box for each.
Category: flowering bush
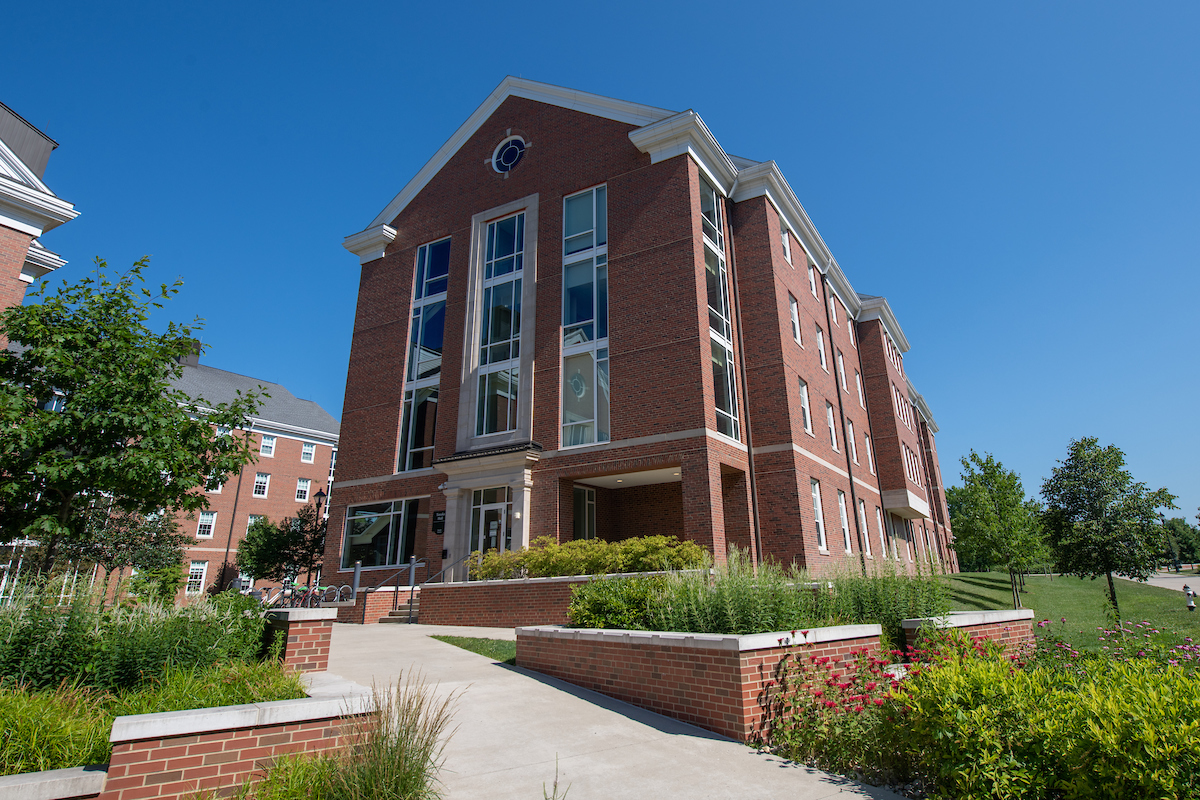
[1030,617,1200,674]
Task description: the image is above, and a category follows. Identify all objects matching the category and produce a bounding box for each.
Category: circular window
[492,136,527,174]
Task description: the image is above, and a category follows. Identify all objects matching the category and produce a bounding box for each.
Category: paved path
[1118,569,1200,595]
[327,623,902,800]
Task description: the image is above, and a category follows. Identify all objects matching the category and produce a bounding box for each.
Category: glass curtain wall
[341,499,425,569]
[477,214,524,436]
[700,178,738,440]
[561,186,609,447]
[399,239,449,471]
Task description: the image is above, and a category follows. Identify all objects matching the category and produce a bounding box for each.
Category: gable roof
[172,363,340,441]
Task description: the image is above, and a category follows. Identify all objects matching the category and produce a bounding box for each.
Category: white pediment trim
[352,77,676,238]
[21,239,66,282]
[907,380,939,433]
[857,294,911,353]
[627,110,739,193]
[343,224,397,265]
[0,173,77,237]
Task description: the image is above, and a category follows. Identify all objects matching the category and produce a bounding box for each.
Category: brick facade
[327,78,956,591]
[265,609,336,672]
[516,624,882,742]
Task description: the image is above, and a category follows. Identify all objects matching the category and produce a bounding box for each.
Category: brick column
[264,608,337,671]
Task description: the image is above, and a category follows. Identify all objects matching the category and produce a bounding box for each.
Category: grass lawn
[947,571,1200,652]
[430,635,516,665]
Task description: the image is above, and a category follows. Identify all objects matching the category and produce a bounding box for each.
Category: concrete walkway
[327,622,903,800]
[1118,569,1200,595]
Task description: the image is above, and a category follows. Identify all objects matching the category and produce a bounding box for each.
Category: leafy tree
[1162,517,1200,565]
[946,450,1047,608]
[59,503,192,603]
[0,259,262,572]
[1040,437,1176,623]
[236,503,326,584]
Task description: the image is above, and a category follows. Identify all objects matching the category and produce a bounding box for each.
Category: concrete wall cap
[516,624,881,652]
[433,568,706,588]
[264,608,339,622]
[0,765,108,800]
[902,609,1035,629]
[110,674,375,743]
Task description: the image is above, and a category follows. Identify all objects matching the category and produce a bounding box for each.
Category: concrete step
[378,614,417,623]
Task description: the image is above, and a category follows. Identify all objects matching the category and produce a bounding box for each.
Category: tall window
[573,486,596,540]
[816,326,827,370]
[829,296,839,326]
[781,225,792,264]
[836,350,847,390]
[789,294,801,344]
[798,378,812,433]
[253,473,270,498]
[876,506,890,559]
[400,238,449,470]
[260,435,276,457]
[296,478,310,502]
[186,561,208,595]
[837,490,852,552]
[808,263,818,297]
[701,178,738,440]
[562,187,610,447]
[825,402,838,450]
[811,479,827,550]
[847,317,856,347]
[855,371,865,408]
[341,499,425,569]
[196,511,216,539]
[858,499,871,557]
[864,434,875,474]
[301,442,316,463]
[846,420,858,463]
[248,514,264,532]
[477,214,524,436]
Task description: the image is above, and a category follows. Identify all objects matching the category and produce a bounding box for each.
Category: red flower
[872,698,884,706]
[823,700,836,708]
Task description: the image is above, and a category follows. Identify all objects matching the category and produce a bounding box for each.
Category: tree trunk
[1009,568,1022,609]
[1019,571,1026,592]
[1106,571,1121,626]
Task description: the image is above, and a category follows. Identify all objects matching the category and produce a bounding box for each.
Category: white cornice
[0,136,50,194]
[627,110,739,192]
[355,77,675,236]
[856,294,911,353]
[21,239,66,282]
[0,174,77,237]
[343,224,397,265]
[907,380,939,434]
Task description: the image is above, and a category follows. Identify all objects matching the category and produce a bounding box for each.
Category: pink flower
[823,700,836,708]
[872,698,884,706]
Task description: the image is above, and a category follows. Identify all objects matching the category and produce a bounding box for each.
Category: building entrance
[470,487,513,553]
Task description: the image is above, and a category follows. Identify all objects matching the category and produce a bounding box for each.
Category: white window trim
[876,506,888,560]
[864,434,875,475]
[259,435,276,458]
[196,511,216,539]
[781,225,792,265]
[837,490,852,553]
[301,442,316,464]
[811,479,828,552]
[825,402,838,450]
[855,371,865,409]
[808,264,818,298]
[253,472,270,498]
[859,499,872,558]
[789,294,801,345]
[847,420,858,463]
[296,478,311,502]
[798,378,813,435]
[816,326,827,371]
[186,561,208,596]
[836,350,847,391]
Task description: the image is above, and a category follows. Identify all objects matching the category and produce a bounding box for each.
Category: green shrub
[0,660,304,776]
[896,654,1200,799]
[568,549,949,637]
[471,535,708,580]
[0,589,269,692]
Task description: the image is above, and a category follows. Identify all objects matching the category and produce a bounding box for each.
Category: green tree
[946,450,1047,608]
[236,504,327,584]
[0,259,262,571]
[1041,437,1176,623]
[1162,517,1199,565]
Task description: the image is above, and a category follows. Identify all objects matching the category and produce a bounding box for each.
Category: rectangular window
[296,478,310,502]
[196,511,216,539]
[876,506,888,559]
[838,490,852,552]
[847,317,856,347]
[401,237,450,469]
[248,514,264,532]
[826,402,838,450]
[699,177,724,250]
[301,442,316,463]
[260,435,276,457]
[399,387,438,470]
[701,179,738,441]
[573,486,596,540]
[341,498,425,569]
[811,479,827,551]
[186,561,208,595]
[808,263,818,297]
[781,225,792,264]
[477,214,524,436]
[206,477,222,494]
[836,350,847,391]
[711,339,739,439]
[858,499,871,557]
[846,420,858,463]
[253,472,270,498]
[789,294,801,344]
[864,434,875,474]
[855,371,865,408]
[816,326,827,370]
[829,295,839,326]
[798,378,812,434]
[562,186,610,447]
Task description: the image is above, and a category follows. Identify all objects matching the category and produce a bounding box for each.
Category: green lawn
[947,571,1200,652]
[429,635,516,664]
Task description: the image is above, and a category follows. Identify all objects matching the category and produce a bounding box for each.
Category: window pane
[563,260,594,329]
[711,339,737,438]
[596,265,607,340]
[416,300,444,379]
[705,247,729,338]
[596,186,606,245]
[493,215,519,258]
[425,239,450,292]
[596,355,610,442]
[478,368,519,435]
[343,513,392,568]
[563,352,595,427]
[565,193,593,239]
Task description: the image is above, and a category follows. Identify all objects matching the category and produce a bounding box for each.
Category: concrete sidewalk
[327,622,902,800]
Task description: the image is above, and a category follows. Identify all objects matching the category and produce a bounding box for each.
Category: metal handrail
[399,552,473,622]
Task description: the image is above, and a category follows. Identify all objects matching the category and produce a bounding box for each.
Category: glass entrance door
[470,487,513,554]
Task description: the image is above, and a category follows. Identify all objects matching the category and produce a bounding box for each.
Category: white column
[442,487,468,581]
[510,475,534,551]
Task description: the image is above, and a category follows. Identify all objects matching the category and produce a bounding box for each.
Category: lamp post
[314,488,327,517]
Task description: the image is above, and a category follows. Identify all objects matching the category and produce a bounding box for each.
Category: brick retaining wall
[516,624,881,741]
[419,576,589,627]
[334,588,402,624]
[265,608,336,671]
[902,609,1035,654]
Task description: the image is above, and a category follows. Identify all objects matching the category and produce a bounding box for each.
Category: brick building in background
[171,353,339,596]
[326,78,955,590]
[0,102,78,337]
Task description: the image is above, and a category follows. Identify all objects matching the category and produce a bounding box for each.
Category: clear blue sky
[5,2,1198,517]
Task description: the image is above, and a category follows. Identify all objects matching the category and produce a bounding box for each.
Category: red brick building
[171,355,339,596]
[326,78,955,589]
[0,102,77,337]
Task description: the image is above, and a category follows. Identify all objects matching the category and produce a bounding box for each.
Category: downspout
[721,185,764,569]
[821,272,867,574]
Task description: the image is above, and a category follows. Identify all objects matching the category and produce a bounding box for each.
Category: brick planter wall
[516,624,881,742]
[419,576,589,627]
[265,608,337,671]
[334,588,403,624]
[902,609,1036,654]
